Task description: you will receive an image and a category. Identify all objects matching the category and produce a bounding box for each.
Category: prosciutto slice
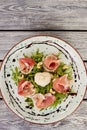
[18,80,35,96]
[53,75,70,93]
[19,58,35,74]
[33,93,56,109]
[43,54,60,72]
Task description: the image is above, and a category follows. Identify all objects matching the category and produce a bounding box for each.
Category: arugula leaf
[31,49,44,63]
[57,51,62,58]
[25,97,34,109]
[11,67,22,85]
[23,53,29,58]
[56,62,73,80]
[50,93,68,108]
[31,80,53,94]
[23,65,44,81]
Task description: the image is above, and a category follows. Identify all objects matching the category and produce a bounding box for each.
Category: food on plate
[18,80,35,96]
[53,74,70,93]
[34,72,52,87]
[11,49,75,110]
[19,58,36,74]
[43,54,60,72]
[33,93,56,109]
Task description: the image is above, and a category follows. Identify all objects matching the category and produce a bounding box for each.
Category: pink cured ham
[19,58,35,74]
[53,75,70,93]
[18,80,35,96]
[34,93,56,109]
[43,54,60,72]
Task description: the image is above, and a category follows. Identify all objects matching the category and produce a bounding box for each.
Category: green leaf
[31,49,44,63]
[25,97,34,109]
[11,67,22,85]
[50,93,68,109]
[56,62,73,80]
[23,53,29,58]
[56,51,62,58]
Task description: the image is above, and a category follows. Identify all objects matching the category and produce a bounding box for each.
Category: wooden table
[0,1,87,130]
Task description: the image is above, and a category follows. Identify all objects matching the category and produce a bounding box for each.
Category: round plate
[0,36,87,124]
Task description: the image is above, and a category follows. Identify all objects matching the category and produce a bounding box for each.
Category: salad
[11,49,75,110]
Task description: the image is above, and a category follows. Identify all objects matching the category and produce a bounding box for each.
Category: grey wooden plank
[0,0,87,30]
[0,31,87,60]
[0,100,87,130]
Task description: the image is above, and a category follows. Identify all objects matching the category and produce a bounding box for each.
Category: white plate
[0,36,87,124]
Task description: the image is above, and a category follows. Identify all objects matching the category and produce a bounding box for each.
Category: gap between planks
[1,30,87,31]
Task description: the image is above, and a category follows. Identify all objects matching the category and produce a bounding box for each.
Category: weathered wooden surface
[0,100,87,130]
[0,0,87,30]
[0,31,87,60]
[0,0,87,129]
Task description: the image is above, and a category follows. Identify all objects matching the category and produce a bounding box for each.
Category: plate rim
[0,35,87,125]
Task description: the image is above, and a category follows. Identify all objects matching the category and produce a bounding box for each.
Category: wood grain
[0,0,87,129]
[0,100,87,130]
[0,31,87,60]
[0,62,2,98]
[0,0,87,30]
